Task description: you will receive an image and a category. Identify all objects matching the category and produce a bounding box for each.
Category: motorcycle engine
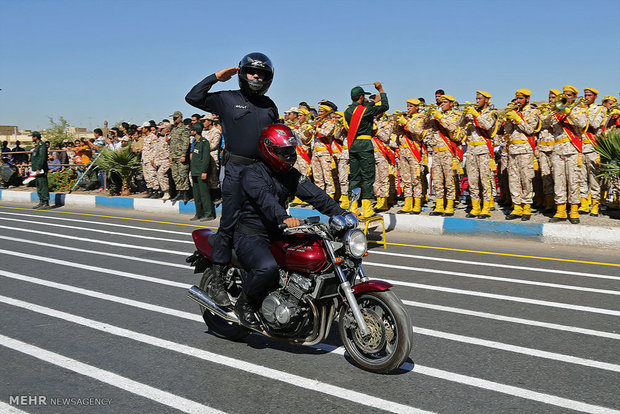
[260,271,314,329]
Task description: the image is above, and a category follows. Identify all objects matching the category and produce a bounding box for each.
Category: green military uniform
[344,88,389,200]
[30,135,50,206]
[190,135,214,220]
[169,124,191,191]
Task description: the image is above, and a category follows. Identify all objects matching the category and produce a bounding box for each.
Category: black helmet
[238,52,274,97]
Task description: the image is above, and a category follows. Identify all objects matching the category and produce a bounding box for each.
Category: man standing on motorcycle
[231,124,347,328]
[185,52,279,307]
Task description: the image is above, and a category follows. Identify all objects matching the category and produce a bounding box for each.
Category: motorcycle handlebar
[278,218,308,230]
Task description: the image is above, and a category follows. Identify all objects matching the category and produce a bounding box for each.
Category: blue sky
[1,0,619,131]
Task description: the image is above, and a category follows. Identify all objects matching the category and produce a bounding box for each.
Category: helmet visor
[272,145,297,167]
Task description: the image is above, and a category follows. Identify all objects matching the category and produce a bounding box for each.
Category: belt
[225,151,259,165]
[433,146,449,152]
[538,141,555,146]
[509,140,528,145]
[468,141,487,146]
[582,139,591,144]
[555,138,570,143]
[314,148,329,151]
[235,221,263,235]
[355,135,372,140]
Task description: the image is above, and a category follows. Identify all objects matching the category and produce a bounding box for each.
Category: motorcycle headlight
[344,229,367,258]
[329,215,347,232]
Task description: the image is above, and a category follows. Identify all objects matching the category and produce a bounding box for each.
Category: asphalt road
[0,202,618,414]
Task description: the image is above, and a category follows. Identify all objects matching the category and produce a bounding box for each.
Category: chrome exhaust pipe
[187,285,240,324]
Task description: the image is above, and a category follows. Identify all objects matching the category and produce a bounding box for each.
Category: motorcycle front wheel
[339,290,413,374]
[198,268,249,341]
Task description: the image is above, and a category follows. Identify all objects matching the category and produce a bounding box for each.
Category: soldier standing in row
[536,89,560,213]
[201,114,222,202]
[332,111,350,208]
[169,111,191,203]
[373,110,394,211]
[141,122,160,198]
[30,131,50,209]
[397,99,426,214]
[580,87,607,216]
[153,124,171,200]
[427,94,461,216]
[290,107,314,206]
[313,103,337,198]
[461,90,496,219]
[189,123,215,221]
[548,85,588,224]
[504,88,540,221]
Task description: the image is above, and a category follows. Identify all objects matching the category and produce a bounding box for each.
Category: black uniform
[234,162,346,302]
[185,74,279,265]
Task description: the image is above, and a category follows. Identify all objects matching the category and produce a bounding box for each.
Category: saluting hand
[215,67,240,82]
[374,82,384,93]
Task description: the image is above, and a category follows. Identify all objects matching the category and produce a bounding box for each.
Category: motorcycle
[186,193,413,374]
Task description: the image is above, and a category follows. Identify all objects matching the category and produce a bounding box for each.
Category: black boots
[33,200,50,210]
[234,292,260,329]
[207,264,231,307]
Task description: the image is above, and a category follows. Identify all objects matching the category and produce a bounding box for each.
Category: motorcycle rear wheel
[339,290,413,374]
[198,269,249,341]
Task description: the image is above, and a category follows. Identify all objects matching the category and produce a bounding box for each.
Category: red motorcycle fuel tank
[270,233,328,273]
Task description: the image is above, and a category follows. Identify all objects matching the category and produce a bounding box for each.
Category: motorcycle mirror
[348,188,361,210]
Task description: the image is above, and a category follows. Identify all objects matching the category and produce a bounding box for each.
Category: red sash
[472,116,495,154]
[347,105,367,148]
[585,126,599,147]
[372,137,396,164]
[403,131,422,162]
[555,113,582,152]
[333,140,343,153]
[316,133,334,156]
[435,119,463,161]
[296,146,311,164]
[517,113,536,152]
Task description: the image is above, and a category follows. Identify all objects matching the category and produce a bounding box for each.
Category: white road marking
[2,271,618,373]
[0,210,192,235]
[0,226,189,256]
[2,235,617,340]
[0,216,193,244]
[364,261,620,296]
[0,295,430,414]
[369,250,620,281]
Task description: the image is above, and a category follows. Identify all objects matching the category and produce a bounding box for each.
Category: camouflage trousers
[373,150,391,198]
[155,159,171,192]
[171,160,190,191]
[311,150,335,195]
[294,146,311,177]
[209,152,220,189]
[335,150,349,196]
[579,151,601,201]
[508,152,534,205]
[466,152,493,202]
[431,150,456,200]
[552,152,581,205]
[537,149,554,196]
[398,147,423,198]
[143,162,158,190]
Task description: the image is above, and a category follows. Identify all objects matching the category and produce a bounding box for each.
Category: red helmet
[258,124,299,172]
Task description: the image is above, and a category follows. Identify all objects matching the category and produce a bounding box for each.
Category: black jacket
[238,163,346,236]
[185,74,279,159]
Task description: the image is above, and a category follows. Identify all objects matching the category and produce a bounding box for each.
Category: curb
[1,189,618,248]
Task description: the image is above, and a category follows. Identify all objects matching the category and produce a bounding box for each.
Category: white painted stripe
[4,234,617,341]
[403,300,620,340]
[382,213,444,234]
[543,223,620,248]
[3,270,618,374]
[316,345,619,414]
[0,234,188,269]
[0,226,188,256]
[61,193,97,208]
[0,217,193,244]
[133,198,182,214]
[369,250,620,281]
[0,295,428,414]
[2,295,615,414]
[0,210,191,235]
[0,248,188,288]
[379,276,620,316]
[0,334,221,414]
[0,192,32,202]
[0,401,29,414]
[364,261,620,296]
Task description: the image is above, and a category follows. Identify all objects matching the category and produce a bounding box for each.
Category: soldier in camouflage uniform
[460,90,497,219]
[547,85,588,224]
[202,113,222,197]
[168,111,191,203]
[504,88,540,221]
[290,108,314,206]
[141,122,160,198]
[579,87,607,216]
[426,94,462,216]
[396,99,426,214]
[153,125,171,200]
[332,111,350,208]
[536,89,560,213]
[373,112,394,211]
[313,103,337,197]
